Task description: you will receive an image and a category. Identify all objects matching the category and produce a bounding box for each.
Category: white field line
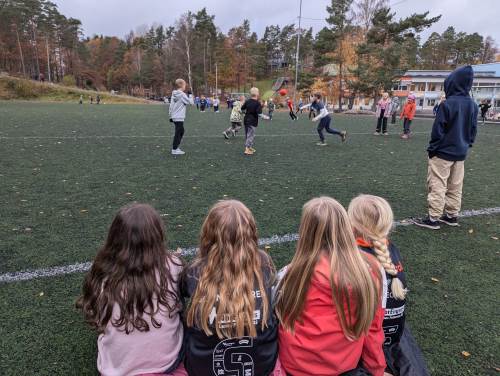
[0,131,432,140]
[1,206,499,284]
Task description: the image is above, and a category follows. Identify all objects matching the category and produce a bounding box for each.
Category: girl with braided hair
[348,195,430,376]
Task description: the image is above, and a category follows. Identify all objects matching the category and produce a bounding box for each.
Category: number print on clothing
[213,337,255,376]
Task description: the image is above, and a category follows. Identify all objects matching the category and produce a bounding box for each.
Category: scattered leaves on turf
[431,277,440,283]
[491,236,498,240]
[461,351,471,358]
[265,246,271,251]
[125,192,132,196]
[39,292,44,297]
[468,228,474,234]
[80,209,88,213]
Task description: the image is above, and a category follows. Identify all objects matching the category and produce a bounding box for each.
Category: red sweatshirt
[400,101,416,120]
[279,255,386,376]
[287,99,294,111]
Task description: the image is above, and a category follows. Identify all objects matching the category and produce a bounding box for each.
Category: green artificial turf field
[0,101,499,375]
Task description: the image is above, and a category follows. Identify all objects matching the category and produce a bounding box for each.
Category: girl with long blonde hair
[275,196,386,376]
[349,195,430,376]
[181,200,282,376]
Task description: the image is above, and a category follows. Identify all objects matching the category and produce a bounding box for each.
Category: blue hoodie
[427,66,478,161]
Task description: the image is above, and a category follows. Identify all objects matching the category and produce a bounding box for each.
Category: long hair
[186,200,273,339]
[76,203,181,334]
[275,196,381,340]
[348,194,407,300]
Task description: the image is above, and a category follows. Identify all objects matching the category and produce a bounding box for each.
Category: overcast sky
[53,0,500,44]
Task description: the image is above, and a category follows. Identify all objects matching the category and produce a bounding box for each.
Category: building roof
[404,63,500,79]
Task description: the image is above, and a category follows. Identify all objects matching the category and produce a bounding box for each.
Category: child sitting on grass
[181,200,282,376]
[275,196,386,376]
[241,87,269,156]
[223,95,245,139]
[348,194,430,376]
[76,203,185,376]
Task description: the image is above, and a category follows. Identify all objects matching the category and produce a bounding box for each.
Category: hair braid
[372,239,407,300]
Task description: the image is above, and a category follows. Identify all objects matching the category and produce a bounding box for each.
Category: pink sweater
[97,260,183,376]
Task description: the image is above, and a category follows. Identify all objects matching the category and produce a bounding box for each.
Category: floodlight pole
[293,0,303,107]
[215,62,218,97]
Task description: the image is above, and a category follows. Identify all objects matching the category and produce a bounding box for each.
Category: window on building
[410,84,416,91]
[427,99,436,106]
[364,98,370,105]
[495,99,500,108]
[435,84,442,91]
[419,99,424,107]
[417,83,426,91]
[428,83,436,91]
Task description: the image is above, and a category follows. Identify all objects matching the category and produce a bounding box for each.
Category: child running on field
[268,98,275,120]
[348,195,430,376]
[400,94,416,139]
[169,78,194,155]
[287,97,297,120]
[181,200,283,376]
[242,87,269,155]
[199,95,207,112]
[275,196,386,376]
[223,95,245,139]
[301,92,347,146]
[76,203,186,376]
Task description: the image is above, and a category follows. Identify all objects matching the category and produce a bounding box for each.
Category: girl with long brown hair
[181,200,282,376]
[76,203,185,376]
[349,195,430,376]
[275,196,387,376]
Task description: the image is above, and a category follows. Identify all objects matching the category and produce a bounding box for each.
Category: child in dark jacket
[349,195,430,376]
[241,87,269,156]
[414,65,478,230]
[181,200,282,376]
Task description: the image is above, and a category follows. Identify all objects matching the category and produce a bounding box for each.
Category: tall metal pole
[293,0,303,107]
[215,63,218,97]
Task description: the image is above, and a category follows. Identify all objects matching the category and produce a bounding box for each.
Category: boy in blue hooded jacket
[414,66,478,229]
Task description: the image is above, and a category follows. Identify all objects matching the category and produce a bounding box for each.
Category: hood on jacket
[444,65,474,97]
[171,89,184,102]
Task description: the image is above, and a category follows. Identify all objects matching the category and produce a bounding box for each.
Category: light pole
[293,0,303,107]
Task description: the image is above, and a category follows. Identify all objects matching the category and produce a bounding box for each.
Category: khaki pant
[427,157,465,219]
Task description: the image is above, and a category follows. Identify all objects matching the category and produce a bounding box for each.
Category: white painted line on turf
[0,131,433,140]
[1,206,499,284]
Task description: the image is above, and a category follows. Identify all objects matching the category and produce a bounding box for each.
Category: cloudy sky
[53,0,500,43]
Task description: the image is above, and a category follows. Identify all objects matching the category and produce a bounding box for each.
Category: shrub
[62,75,76,87]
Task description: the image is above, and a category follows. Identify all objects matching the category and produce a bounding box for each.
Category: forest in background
[0,0,498,104]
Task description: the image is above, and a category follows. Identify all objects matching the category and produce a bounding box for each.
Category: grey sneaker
[438,214,459,226]
[413,216,441,230]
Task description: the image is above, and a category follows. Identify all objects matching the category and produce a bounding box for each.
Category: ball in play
[279,89,287,96]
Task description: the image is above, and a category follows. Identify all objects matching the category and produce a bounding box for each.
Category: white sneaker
[171,149,185,155]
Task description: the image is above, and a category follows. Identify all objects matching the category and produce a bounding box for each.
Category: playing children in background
[268,98,275,120]
[478,99,491,124]
[374,92,392,135]
[287,97,297,120]
[242,87,269,155]
[349,195,430,376]
[76,204,185,376]
[301,93,347,146]
[390,96,400,124]
[400,94,416,139]
[79,95,83,105]
[96,94,101,105]
[296,98,303,114]
[169,78,194,155]
[181,200,281,376]
[90,96,94,104]
[433,94,446,116]
[223,95,245,139]
[194,96,200,110]
[414,65,478,230]
[199,95,207,112]
[275,197,386,376]
[213,96,220,113]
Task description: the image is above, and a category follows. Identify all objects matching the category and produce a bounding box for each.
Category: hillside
[0,75,152,104]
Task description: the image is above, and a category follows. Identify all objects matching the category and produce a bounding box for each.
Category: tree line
[0,0,497,102]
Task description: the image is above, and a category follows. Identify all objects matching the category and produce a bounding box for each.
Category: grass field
[0,101,499,375]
